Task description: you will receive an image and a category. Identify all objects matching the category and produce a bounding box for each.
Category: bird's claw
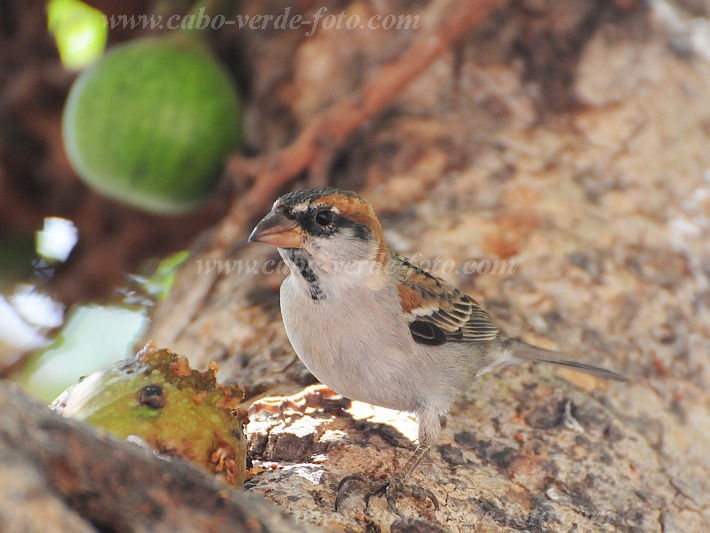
[385,476,439,516]
[335,473,439,517]
[335,474,374,510]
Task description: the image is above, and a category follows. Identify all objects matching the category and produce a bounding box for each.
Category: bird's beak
[248,211,304,248]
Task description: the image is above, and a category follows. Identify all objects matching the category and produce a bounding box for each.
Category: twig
[218,0,505,246]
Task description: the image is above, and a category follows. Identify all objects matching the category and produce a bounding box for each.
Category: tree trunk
[147,1,710,530]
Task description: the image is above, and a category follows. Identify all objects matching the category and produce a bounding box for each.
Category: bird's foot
[335,473,439,517]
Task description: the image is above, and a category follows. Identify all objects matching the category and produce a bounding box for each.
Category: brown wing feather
[393,253,499,344]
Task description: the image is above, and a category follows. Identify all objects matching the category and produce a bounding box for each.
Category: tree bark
[147,1,710,531]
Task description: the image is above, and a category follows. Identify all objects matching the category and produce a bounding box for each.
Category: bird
[248,187,626,515]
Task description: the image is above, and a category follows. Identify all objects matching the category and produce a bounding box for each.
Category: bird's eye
[314,209,333,226]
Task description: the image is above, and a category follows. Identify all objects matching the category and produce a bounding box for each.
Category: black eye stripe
[292,207,371,241]
[296,207,335,236]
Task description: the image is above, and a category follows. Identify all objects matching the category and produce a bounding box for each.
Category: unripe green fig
[62,35,241,213]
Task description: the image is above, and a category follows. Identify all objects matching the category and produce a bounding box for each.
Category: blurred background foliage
[0,0,241,400]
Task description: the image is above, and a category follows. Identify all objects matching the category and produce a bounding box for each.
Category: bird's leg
[336,407,441,516]
[383,444,439,515]
[335,444,439,516]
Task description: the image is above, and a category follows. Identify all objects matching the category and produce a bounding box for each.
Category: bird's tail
[507,339,628,381]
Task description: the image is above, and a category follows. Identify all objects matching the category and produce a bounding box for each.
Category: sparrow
[248,187,626,515]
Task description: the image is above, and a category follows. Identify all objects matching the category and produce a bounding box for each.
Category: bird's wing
[393,253,499,346]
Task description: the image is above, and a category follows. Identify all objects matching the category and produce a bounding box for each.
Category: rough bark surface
[140,0,708,531]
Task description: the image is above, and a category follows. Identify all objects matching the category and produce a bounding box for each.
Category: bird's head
[249,188,387,272]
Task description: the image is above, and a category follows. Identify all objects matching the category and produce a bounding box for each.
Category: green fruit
[62,35,241,213]
[52,342,247,487]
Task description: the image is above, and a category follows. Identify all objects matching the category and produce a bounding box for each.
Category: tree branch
[218,0,505,246]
